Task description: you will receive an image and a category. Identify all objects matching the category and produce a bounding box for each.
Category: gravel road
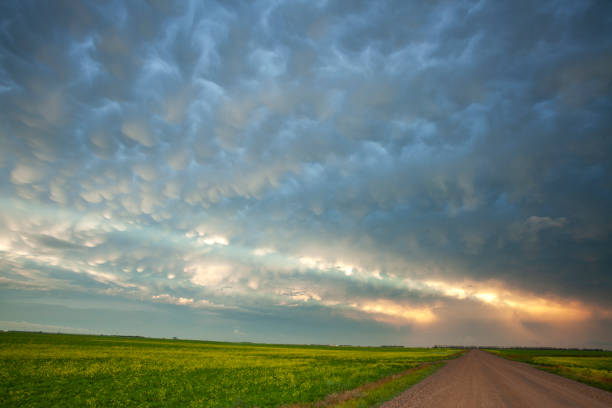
[380,349,612,408]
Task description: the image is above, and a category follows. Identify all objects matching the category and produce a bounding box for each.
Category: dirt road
[381,349,612,408]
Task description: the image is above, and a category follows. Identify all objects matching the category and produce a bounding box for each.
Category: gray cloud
[1,0,611,346]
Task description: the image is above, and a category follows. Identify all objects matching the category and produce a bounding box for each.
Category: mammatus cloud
[0,0,611,347]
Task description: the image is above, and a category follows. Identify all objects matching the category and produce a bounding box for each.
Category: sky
[0,0,611,348]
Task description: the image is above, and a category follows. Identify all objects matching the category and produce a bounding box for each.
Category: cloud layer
[1,0,611,347]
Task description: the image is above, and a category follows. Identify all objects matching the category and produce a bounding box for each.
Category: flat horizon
[2,330,610,352]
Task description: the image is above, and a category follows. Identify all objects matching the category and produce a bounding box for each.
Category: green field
[486,348,612,392]
[0,332,460,407]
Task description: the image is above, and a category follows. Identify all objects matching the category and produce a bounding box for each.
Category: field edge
[483,349,612,393]
[288,350,465,408]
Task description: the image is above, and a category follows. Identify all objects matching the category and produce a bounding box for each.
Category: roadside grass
[0,332,459,407]
[286,362,446,408]
[486,349,612,392]
[322,363,443,408]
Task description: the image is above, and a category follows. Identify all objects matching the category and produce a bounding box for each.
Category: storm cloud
[1,0,611,347]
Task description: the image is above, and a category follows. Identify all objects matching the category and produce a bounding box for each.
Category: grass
[0,332,460,407]
[315,363,443,408]
[286,362,445,408]
[486,348,612,392]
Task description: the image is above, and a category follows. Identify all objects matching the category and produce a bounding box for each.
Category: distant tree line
[433,345,605,351]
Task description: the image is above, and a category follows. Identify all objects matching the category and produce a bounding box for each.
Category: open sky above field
[1,0,611,348]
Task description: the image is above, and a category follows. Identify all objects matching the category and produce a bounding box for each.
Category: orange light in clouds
[475,292,498,303]
[424,279,592,322]
[359,300,436,324]
[502,298,591,321]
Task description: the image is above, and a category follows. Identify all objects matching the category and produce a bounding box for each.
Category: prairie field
[0,332,459,407]
[486,348,612,391]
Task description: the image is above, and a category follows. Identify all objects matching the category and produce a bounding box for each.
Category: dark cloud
[0,0,611,346]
